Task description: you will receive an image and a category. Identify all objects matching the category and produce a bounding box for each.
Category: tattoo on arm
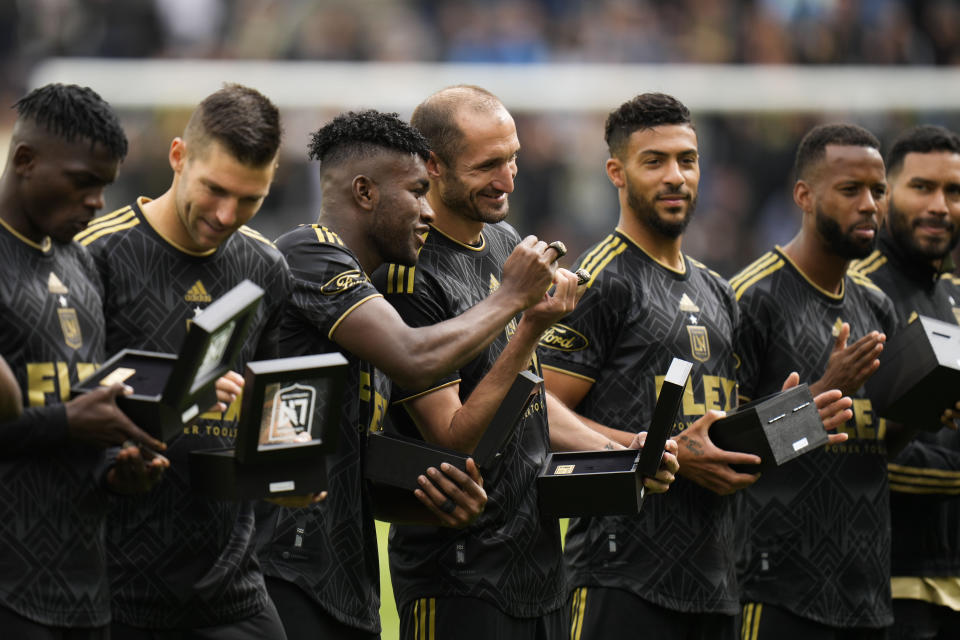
[604,441,615,451]
[679,434,704,457]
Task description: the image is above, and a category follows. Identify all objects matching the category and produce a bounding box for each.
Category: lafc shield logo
[687,325,710,363]
[57,308,83,349]
[267,383,316,443]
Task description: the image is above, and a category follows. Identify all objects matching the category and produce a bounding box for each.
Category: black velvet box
[709,383,825,472]
[189,352,348,500]
[73,280,264,441]
[366,369,542,524]
[537,358,692,518]
[866,314,960,428]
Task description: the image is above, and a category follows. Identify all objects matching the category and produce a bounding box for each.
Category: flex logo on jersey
[687,326,710,362]
[539,324,589,352]
[266,383,316,442]
[185,280,212,303]
[321,269,368,295]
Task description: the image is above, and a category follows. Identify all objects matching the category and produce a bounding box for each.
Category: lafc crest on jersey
[50,271,82,349]
[687,325,710,362]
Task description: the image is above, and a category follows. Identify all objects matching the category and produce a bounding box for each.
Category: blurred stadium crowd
[3,0,960,275]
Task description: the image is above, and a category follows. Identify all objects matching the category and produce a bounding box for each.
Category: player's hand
[675,410,761,495]
[519,268,580,334]
[0,354,22,421]
[106,441,169,494]
[267,492,328,508]
[940,401,960,430]
[809,323,885,397]
[211,370,244,413]
[781,371,851,444]
[499,236,559,310]
[414,458,487,528]
[66,383,167,452]
[630,431,679,494]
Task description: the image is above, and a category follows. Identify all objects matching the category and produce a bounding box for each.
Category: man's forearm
[547,392,625,452]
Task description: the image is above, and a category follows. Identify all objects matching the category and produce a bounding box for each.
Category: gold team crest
[687,325,710,362]
[58,308,82,350]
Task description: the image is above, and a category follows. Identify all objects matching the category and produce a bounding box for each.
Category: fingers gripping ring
[547,240,567,259]
[439,498,456,514]
[575,268,591,285]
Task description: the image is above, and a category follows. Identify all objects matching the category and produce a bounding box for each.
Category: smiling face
[799,144,887,260]
[369,152,433,267]
[16,134,120,244]
[433,106,519,225]
[887,150,960,264]
[169,138,276,252]
[608,123,700,239]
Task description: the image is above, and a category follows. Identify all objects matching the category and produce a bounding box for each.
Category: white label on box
[792,437,809,452]
[270,480,295,493]
[182,404,199,423]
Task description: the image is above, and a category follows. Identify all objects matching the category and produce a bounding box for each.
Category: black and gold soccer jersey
[372,222,566,618]
[733,246,897,629]
[0,221,109,627]
[75,198,291,629]
[538,229,741,615]
[255,224,389,634]
[852,230,960,578]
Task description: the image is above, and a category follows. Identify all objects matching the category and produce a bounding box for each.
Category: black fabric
[740,601,889,640]
[539,230,741,615]
[111,598,286,640]
[399,596,566,640]
[0,604,109,640]
[78,201,291,628]
[890,599,960,640]
[265,576,379,640]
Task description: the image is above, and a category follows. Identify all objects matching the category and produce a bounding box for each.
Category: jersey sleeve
[734,285,771,403]
[538,268,632,383]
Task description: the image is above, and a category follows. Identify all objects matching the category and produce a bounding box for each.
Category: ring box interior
[709,383,825,473]
[72,279,264,442]
[190,352,348,500]
[538,357,691,518]
[866,314,960,428]
[366,369,542,524]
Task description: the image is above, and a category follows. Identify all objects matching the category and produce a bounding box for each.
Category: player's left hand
[414,458,487,528]
[781,371,850,444]
[106,441,170,494]
[211,370,244,413]
[628,431,679,494]
[940,401,960,429]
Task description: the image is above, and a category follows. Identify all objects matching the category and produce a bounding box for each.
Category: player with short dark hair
[257,108,574,639]
[374,86,679,640]
[0,82,166,639]
[733,123,905,638]
[76,83,291,638]
[851,124,960,639]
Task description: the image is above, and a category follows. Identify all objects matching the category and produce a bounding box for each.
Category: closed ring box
[189,352,348,500]
[365,369,542,524]
[866,314,960,428]
[72,280,264,442]
[709,383,825,473]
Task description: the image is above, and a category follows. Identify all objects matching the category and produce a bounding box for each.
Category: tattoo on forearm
[604,441,615,451]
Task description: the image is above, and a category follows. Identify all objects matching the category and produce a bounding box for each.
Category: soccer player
[0,83,166,638]
[373,86,679,639]
[75,84,291,638]
[732,124,907,638]
[539,93,849,640]
[851,125,960,639]
[257,109,576,640]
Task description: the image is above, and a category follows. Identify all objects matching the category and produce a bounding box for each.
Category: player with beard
[257,109,578,639]
[374,86,679,640]
[0,83,169,639]
[851,125,960,639]
[539,93,849,640]
[732,124,917,638]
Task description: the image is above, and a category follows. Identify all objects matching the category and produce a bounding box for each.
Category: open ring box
[538,357,692,518]
[365,369,542,524]
[189,352,347,500]
[72,279,264,442]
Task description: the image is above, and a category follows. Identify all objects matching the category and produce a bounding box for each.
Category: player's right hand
[66,383,166,452]
[675,410,761,495]
[211,370,244,413]
[500,235,559,310]
[106,441,169,494]
[810,323,885,396]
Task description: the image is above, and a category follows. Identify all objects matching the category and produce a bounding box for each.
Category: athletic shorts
[266,575,379,640]
[111,597,286,640]
[400,596,565,640]
[741,602,887,640]
[890,598,960,640]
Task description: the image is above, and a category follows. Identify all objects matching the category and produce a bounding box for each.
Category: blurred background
[5,0,960,276]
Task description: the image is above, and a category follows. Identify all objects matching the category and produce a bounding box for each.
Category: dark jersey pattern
[0,220,109,627]
[538,230,741,615]
[255,224,389,634]
[852,231,960,577]
[372,222,565,618]
[732,246,898,628]
[76,199,291,629]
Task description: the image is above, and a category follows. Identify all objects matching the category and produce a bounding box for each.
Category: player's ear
[169,138,187,173]
[11,143,35,177]
[794,179,812,213]
[352,175,377,211]
[425,151,442,179]
[606,157,625,189]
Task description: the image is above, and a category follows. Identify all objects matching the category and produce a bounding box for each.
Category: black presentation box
[366,369,542,524]
[190,353,348,500]
[866,315,960,428]
[73,280,264,442]
[709,383,825,473]
[538,357,692,518]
